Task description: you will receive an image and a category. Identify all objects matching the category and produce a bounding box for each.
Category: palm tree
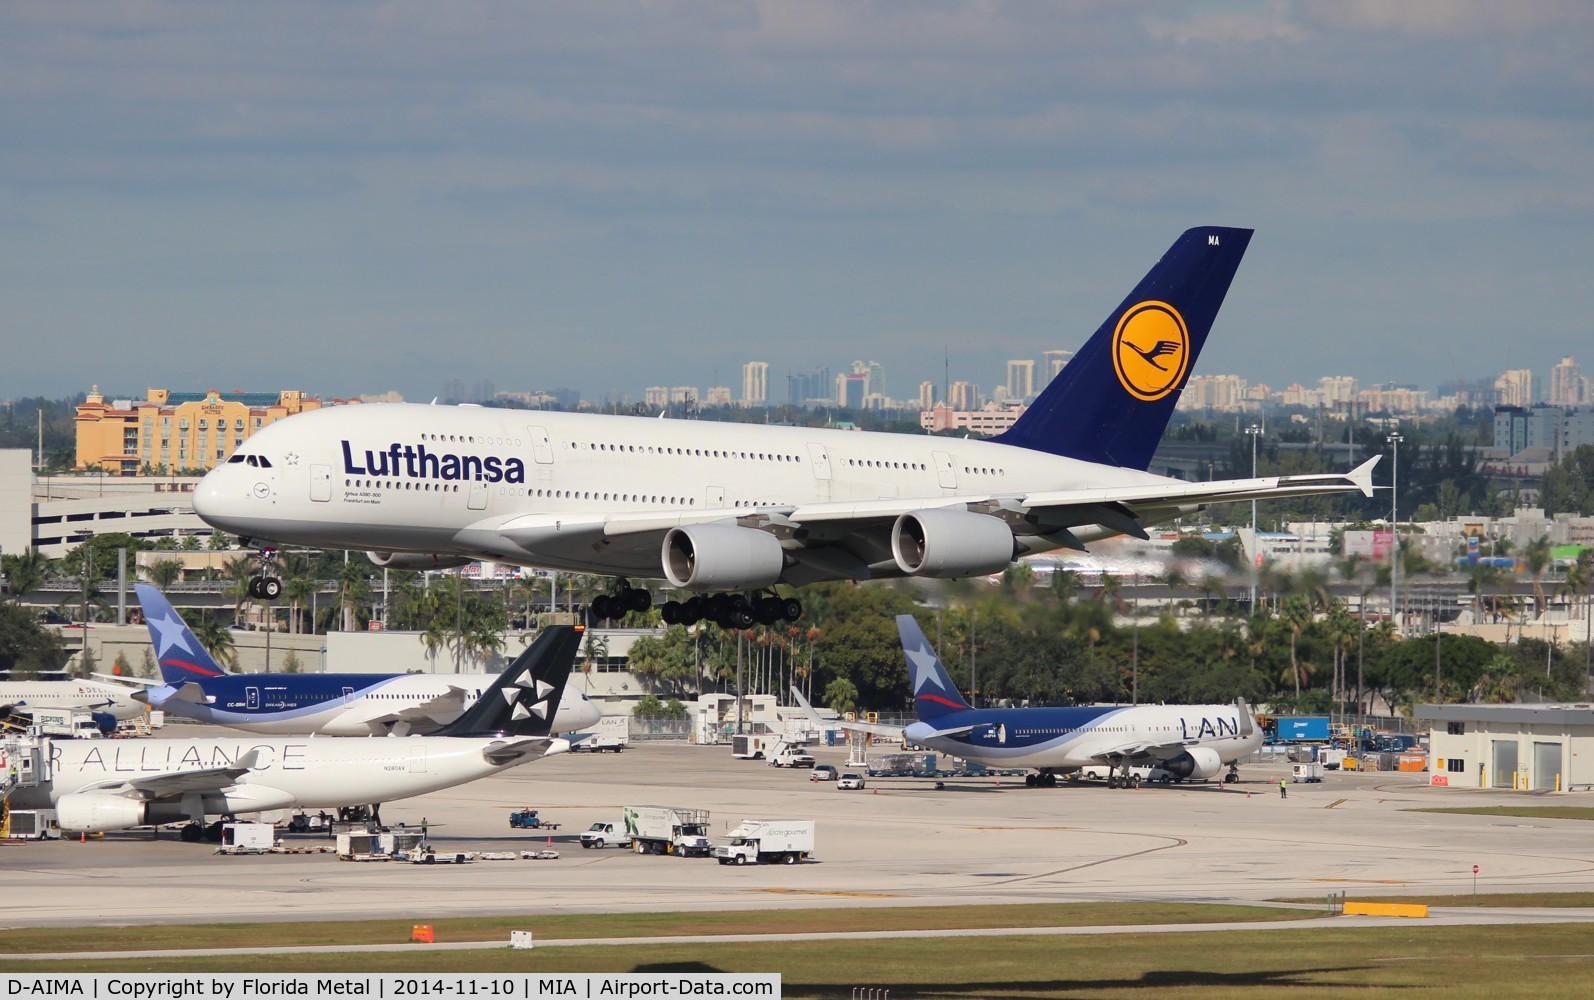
[1525,534,1552,620]
[220,555,255,620]
[142,557,184,591]
[184,610,237,670]
[1279,594,1313,701]
[332,554,372,632]
[580,632,610,692]
[1,550,52,604]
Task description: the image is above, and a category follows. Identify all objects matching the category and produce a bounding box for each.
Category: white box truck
[623,805,713,857]
[31,708,101,739]
[714,819,815,866]
[574,715,629,752]
[1291,762,1325,782]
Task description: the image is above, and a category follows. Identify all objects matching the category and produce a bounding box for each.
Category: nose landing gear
[242,543,282,600]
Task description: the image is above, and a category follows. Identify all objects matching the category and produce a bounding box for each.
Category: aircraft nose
[192,466,246,533]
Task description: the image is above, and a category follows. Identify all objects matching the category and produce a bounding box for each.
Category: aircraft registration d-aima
[813,615,1263,788]
[5,625,583,839]
[131,583,602,737]
[194,227,1376,629]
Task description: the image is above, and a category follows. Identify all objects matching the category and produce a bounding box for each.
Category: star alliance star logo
[499,665,556,723]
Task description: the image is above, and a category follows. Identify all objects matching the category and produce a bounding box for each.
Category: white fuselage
[193,404,1175,579]
[162,672,603,737]
[8,735,534,816]
[0,681,145,722]
[905,703,1263,771]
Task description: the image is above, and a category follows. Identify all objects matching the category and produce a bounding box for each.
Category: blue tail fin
[992,226,1253,470]
[895,615,971,722]
[136,583,231,683]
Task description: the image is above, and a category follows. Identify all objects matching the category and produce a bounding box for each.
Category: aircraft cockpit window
[258,456,273,468]
[227,454,246,464]
[246,455,259,467]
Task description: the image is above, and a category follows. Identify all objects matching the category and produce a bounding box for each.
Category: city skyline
[4,6,1592,402]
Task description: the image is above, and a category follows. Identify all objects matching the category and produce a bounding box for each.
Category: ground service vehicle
[769,747,816,768]
[837,773,865,790]
[30,709,105,739]
[1276,716,1332,742]
[624,804,713,856]
[509,808,559,830]
[810,764,838,782]
[579,821,625,848]
[731,735,774,759]
[714,819,816,866]
[1291,762,1325,782]
[572,715,629,752]
[1077,764,1175,785]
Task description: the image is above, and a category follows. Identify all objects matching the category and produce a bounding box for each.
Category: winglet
[1350,455,1381,498]
[895,615,971,722]
[1236,698,1255,737]
[136,584,231,683]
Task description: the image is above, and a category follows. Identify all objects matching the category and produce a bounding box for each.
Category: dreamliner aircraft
[4,625,583,839]
[0,679,144,723]
[193,227,1376,629]
[130,584,601,736]
[819,615,1263,788]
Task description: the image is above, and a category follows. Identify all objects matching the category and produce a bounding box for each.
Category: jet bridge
[1,735,51,800]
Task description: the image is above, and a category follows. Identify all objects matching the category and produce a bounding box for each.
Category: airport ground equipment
[571,716,629,752]
[579,820,626,848]
[714,818,815,866]
[1275,716,1332,742]
[769,747,815,768]
[1291,762,1325,782]
[30,708,108,739]
[624,804,712,856]
[509,808,560,830]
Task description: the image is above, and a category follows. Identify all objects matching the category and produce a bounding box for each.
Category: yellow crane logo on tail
[1111,300,1190,401]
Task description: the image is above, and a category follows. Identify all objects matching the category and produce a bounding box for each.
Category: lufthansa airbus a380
[193,227,1376,629]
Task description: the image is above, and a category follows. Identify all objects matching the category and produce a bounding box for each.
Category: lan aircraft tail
[137,583,231,683]
[994,226,1252,470]
[895,615,972,722]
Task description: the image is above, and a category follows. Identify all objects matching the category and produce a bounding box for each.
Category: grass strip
[7,923,1594,998]
[0,902,1308,955]
[1274,891,1594,908]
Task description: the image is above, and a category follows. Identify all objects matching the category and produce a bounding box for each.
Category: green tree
[1,550,52,604]
[142,557,184,591]
[0,604,68,676]
[823,677,858,716]
[182,609,237,669]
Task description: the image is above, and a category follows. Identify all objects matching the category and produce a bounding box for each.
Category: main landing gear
[661,592,801,629]
[586,580,803,629]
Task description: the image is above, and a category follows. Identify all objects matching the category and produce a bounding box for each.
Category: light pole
[1388,432,1404,634]
[1245,424,1263,609]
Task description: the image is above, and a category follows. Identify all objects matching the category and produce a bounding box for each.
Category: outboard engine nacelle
[366,551,474,571]
[891,508,1016,578]
[55,793,148,833]
[662,524,785,590]
[1163,746,1224,781]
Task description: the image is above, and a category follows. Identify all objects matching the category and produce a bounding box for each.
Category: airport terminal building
[1418,702,1594,793]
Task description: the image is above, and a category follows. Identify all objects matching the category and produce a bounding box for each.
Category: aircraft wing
[483,459,1377,580]
[787,687,916,740]
[335,688,470,735]
[91,672,160,690]
[76,751,260,800]
[1090,740,1198,767]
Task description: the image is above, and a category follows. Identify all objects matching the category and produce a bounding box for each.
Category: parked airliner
[192,227,1376,629]
[0,679,144,723]
[823,616,1263,788]
[4,625,583,838]
[131,583,601,736]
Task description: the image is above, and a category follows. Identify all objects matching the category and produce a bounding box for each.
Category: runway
[3,738,1590,929]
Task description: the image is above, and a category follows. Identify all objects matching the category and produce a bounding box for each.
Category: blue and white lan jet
[132,584,602,737]
[833,616,1263,788]
[193,227,1376,627]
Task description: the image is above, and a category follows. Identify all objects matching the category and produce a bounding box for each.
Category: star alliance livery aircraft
[6,625,583,838]
[193,227,1376,629]
[132,583,601,737]
[815,616,1263,788]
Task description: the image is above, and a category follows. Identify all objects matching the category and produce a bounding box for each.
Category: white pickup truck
[768,747,816,769]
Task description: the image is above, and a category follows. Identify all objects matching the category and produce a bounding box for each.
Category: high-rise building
[742,362,769,406]
[705,386,732,406]
[471,380,495,404]
[948,381,978,411]
[644,387,670,408]
[1495,368,1534,407]
[786,366,832,407]
[1042,350,1073,385]
[1006,359,1036,401]
[443,380,465,402]
[836,373,869,409]
[849,360,884,397]
[1550,356,1584,406]
[918,381,935,412]
[1317,376,1358,407]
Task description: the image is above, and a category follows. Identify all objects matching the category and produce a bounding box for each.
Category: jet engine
[1163,746,1224,781]
[891,509,1016,578]
[366,551,474,571]
[662,524,785,591]
[55,792,149,833]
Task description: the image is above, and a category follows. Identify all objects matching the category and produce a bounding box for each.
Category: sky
[3,1,1592,406]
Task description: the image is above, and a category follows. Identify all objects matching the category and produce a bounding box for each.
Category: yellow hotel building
[75,386,352,474]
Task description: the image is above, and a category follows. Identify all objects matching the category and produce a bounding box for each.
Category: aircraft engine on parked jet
[54,792,149,833]
[1163,746,1224,781]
